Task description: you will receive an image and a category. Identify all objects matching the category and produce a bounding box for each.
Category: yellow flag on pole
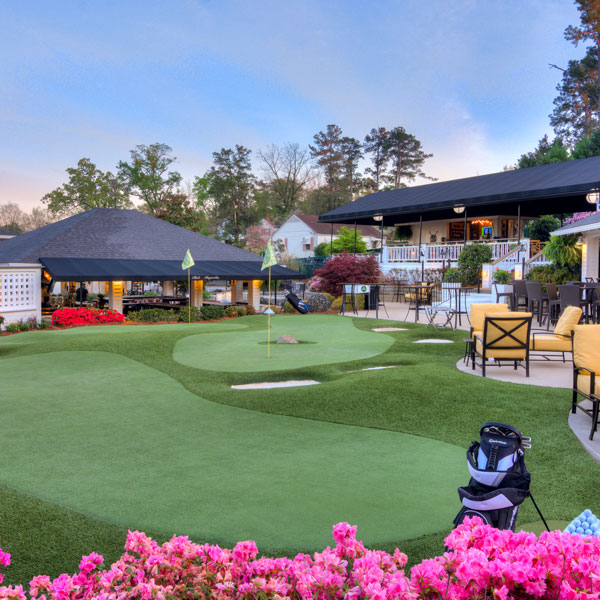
[261,240,277,270]
[181,249,195,270]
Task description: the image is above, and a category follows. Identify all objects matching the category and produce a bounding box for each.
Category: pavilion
[0,208,302,324]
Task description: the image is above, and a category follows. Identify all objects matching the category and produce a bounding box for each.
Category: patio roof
[0,208,303,280]
[318,156,600,226]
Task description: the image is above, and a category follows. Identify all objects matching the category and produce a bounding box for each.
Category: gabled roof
[292,214,381,237]
[318,156,600,225]
[0,208,303,280]
[552,211,600,236]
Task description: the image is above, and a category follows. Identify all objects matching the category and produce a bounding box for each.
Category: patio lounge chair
[473,312,532,378]
[572,325,600,440]
[530,306,582,362]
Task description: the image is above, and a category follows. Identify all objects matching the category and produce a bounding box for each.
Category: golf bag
[286,292,309,314]
[453,422,532,531]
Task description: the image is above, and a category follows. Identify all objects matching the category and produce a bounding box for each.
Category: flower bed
[51,307,125,327]
[1,518,599,599]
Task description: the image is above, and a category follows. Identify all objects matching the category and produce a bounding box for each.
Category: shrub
[128,308,178,323]
[246,305,256,315]
[305,293,331,312]
[283,300,297,313]
[527,215,561,242]
[200,305,226,320]
[4,323,23,333]
[52,307,125,327]
[443,267,461,283]
[329,294,365,312]
[457,243,493,285]
[526,264,579,284]
[493,269,512,284]
[235,306,247,317]
[4,518,599,600]
[312,252,382,296]
[0,315,4,326]
[178,306,201,322]
[543,234,582,268]
[143,290,160,297]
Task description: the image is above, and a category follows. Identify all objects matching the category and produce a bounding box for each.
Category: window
[0,271,36,310]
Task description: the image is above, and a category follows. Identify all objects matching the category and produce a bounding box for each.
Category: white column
[108,281,123,313]
[162,281,174,295]
[190,280,204,308]
[584,234,599,280]
[231,280,243,303]
[247,280,261,311]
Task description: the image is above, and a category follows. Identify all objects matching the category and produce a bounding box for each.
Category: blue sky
[0,0,583,209]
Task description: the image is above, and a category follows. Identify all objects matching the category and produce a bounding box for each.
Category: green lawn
[0,314,597,585]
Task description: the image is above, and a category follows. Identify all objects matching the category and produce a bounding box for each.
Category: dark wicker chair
[525,281,548,326]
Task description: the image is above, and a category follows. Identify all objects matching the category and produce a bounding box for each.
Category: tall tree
[257,143,313,218]
[42,158,132,217]
[565,0,600,124]
[205,145,256,246]
[517,135,569,167]
[117,143,182,215]
[151,192,207,233]
[550,48,598,144]
[363,127,389,191]
[309,124,346,211]
[340,136,363,202]
[571,126,600,157]
[384,127,433,189]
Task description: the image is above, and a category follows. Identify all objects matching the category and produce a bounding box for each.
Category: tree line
[38,124,433,248]
[516,0,600,167]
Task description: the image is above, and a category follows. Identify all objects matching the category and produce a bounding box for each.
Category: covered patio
[0,208,303,324]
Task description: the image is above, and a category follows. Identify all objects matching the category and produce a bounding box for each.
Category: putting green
[0,351,464,549]
[173,314,393,372]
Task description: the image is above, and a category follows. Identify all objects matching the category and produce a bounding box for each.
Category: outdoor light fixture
[373,215,383,222]
[453,206,465,214]
[586,189,600,204]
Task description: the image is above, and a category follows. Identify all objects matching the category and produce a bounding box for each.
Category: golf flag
[182,249,195,270]
[261,240,277,270]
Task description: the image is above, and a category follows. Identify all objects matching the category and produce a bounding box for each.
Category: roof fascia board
[552,222,600,236]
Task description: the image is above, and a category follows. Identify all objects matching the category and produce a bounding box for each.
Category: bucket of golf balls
[565,510,600,537]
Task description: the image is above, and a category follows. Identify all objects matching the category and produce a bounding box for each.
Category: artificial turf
[0,314,598,585]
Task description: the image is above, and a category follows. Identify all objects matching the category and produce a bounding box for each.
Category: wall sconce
[586,189,600,204]
[373,215,383,222]
[453,206,465,214]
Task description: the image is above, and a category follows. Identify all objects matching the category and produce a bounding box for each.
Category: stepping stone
[372,327,407,332]
[413,339,453,344]
[231,380,320,390]
[346,365,399,373]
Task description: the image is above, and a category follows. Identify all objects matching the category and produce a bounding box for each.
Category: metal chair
[525,281,548,326]
[512,280,528,311]
[494,282,514,309]
[572,325,600,440]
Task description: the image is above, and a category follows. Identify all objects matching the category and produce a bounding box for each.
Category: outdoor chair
[558,284,589,323]
[525,281,548,326]
[473,312,533,378]
[467,303,509,365]
[493,282,514,309]
[546,283,560,328]
[512,280,528,311]
[572,325,600,440]
[530,305,582,362]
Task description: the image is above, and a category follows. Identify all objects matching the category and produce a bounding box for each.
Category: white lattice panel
[0,271,36,310]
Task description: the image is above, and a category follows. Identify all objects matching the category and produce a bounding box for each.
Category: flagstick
[268,264,272,359]
[188,267,191,325]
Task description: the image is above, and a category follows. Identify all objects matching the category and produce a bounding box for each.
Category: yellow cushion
[573,325,600,375]
[554,306,582,337]
[474,312,532,359]
[530,334,571,352]
[577,374,599,397]
[469,303,509,332]
[472,330,483,340]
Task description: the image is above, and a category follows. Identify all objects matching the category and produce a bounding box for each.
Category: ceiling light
[453,206,465,214]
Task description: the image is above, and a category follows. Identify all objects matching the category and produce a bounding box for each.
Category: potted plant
[493,269,513,303]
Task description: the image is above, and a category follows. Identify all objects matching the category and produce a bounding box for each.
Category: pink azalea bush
[51,307,125,327]
[1,518,600,599]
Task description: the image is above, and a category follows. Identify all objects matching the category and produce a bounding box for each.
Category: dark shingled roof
[0,208,303,280]
[318,156,600,226]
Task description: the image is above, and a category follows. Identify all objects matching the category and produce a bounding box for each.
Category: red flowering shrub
[51,307,125,327]
[2,519,600,599]
[311,252,382,296]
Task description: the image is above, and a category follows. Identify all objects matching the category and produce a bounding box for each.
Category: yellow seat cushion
[576,374,599,397]
[530,334,571,352]
[472,330,483,340]
[554,306,583,337]
[469,303,509,332]
[474,311,531,360]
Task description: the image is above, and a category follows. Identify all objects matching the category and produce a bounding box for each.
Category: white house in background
[273,214,383,258]
[552,212,600,281]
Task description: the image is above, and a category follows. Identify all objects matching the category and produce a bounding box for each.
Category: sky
[0,0,585,210]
